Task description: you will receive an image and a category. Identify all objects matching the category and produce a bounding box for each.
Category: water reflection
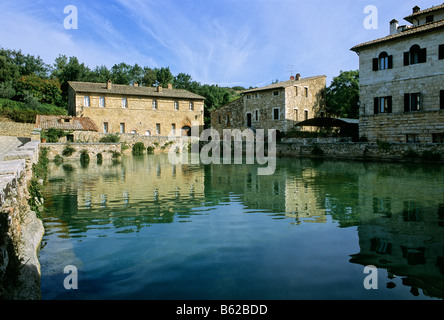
[42,155,444,299]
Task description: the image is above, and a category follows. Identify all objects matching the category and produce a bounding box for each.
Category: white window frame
[103,122,108,133]
[174,101,179,110]
[120,123,125,134]
[152,99,158,110]
[84,96,90,107]
[272,107,280,120]
[99,97,105,108]
[122,97,128,109]
[156,123,161,135]
[189,101,194,111]
[171,123,176,135]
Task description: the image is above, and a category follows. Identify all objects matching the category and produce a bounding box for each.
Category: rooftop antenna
[287,64,297,77]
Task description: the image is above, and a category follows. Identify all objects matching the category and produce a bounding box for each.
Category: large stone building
[68,80,205,137]
[351,4,444,143]
[211,74,326,137]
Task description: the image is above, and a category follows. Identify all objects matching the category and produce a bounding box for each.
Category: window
[439,45,444,60]
[189,102,194,111]
[305,87,309,98]
[404,93,421,112]
[295,86,298,96]
[432,133,444,143]
[426,15,434,23]
[171,123,176,135]
[226,115,230,125]
[406,134,419,143]
[273,108,280,120]
[373,52,393,71]
[152,100,158,110]
[404,45,426,65]
[246,95,251,100]
[84,96,90,107]
[122,98,128,108]
[120,123,125,133]
[294,108,298,121]
[145,130,151,136]
[174,101,179,110]
[441,90,444,109]
[103,122,108,133]
[218,116,221,124]
[255,94,259,99]
[304,110,309,120]
[156,123,161,135]
[273,91,279,96]
[374,96,392,114]
[99,97,105,107]
[254,109,259,122]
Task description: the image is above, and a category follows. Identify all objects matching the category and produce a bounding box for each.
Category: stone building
[351,4,444,143]
[211,74,327,137]
[68,80,205,137]
[35,115,98,142]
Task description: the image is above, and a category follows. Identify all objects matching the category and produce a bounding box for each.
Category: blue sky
[0,0,441,88]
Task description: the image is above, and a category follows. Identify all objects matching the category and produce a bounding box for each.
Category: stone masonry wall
[0,140,44,299]
[43,143,122,161]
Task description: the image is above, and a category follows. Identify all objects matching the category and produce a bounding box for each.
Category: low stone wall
[0,119,35,138]
[277,140,444,163]
[43,143,122,161]
[0,141,44,299]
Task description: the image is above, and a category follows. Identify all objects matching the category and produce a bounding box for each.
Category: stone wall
[0,140,44,299]
[0,118,35,138]
[43,142,122,161]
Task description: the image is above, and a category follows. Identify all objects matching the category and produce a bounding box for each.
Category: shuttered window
[374,96,392,114]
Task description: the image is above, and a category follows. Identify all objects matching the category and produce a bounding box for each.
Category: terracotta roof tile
[351,19,444,51]
[242,75,326,94]
[36,115,99,131]
[68,81,206,100]
[404,3,444,22]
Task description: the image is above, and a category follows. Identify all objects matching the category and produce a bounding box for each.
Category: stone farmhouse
[36,115,98,142]
[68,80,205,137]
[211,74,327,138]
[351,4,444,143]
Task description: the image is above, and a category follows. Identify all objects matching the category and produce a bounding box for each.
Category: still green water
[39,154,444,300]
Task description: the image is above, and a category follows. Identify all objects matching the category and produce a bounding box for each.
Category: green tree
[156,67,173,87]
[142,67,157,87]
[111,62,132,84]
[16,74,63,106]
[173,72,193,89]
[325,70,359,119]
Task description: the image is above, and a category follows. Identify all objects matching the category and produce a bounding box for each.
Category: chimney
[290,75,295,81]
[167,83,172,90]
[412,6,420,14]
[134,82,138,87]
[157,85,162,93]
[295,73,301,81]
[390,19,399,35]
[107,79,112,90]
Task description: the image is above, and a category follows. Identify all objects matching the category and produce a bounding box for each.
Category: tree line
[0,47,359,125]
[0,47,244,124]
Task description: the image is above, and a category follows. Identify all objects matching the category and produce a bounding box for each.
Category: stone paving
[0,136,30,161]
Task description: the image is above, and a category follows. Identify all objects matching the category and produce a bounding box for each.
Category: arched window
[404,45,427,65]
[373,52,392,71]
[379,52,389,70]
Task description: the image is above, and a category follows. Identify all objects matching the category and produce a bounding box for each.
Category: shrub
[147,146,155,154]
[99,134,120,143]
[97,153,103,164]
[41,128,70,143]
[62,144,76,157]
[132,142,145,155]
[311,145,324,157]
[80,149,90,166]
[376,139,391,151]
[54,154,63,165]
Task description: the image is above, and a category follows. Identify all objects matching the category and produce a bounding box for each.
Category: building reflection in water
[43,155,443,299]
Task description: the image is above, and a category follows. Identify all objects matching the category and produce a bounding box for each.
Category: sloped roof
[36,115,99,131]
[242,75,326,94]
[404,3,444,23]
[351,19,444,51]
[69,81,205,100]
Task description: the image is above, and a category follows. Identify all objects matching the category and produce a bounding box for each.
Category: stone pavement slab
[0,136,30,161]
